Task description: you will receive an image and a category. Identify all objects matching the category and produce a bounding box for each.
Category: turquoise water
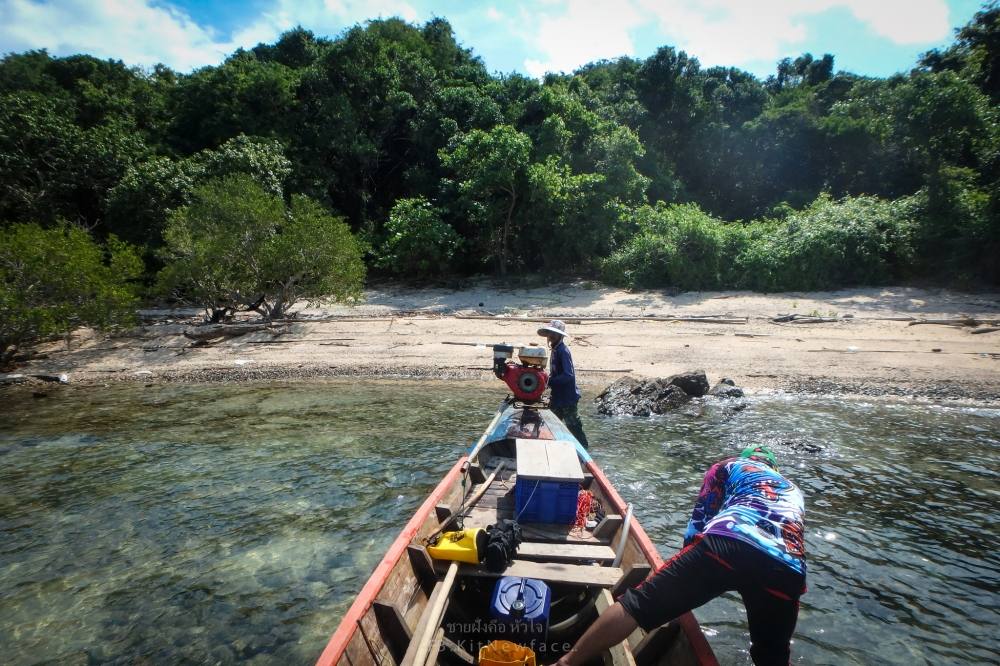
[1,381,998,665]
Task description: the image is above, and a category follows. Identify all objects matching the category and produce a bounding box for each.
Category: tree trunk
[0,343,17,372]
[501,190,516,277]
[207,307,233,323]
[183,323,271,341]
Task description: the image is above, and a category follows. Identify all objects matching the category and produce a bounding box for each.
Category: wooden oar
[426,460,507,545]
[405,560,459,666]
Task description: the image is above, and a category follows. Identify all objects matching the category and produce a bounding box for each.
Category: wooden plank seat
[445,560,624,587]
[517,542,617,563]
[519,522,610,545]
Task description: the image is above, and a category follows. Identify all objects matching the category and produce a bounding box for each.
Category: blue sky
[0,0,988,79]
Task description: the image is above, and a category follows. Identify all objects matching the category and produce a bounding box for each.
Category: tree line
[1,4,998,363]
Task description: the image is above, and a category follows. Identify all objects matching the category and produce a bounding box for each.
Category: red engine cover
[502,364,549,402]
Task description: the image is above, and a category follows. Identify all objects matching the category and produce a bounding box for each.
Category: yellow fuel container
[479,640,536,666]
[427,528,487,564]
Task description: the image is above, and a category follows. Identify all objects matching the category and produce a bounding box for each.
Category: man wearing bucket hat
[537,320,588,448]
[556,445,806,666]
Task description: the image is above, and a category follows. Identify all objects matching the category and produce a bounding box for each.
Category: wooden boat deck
[459,462,610,546]
[315,403,720,666]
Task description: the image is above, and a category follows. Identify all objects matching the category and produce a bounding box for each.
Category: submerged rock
[709,378,745,398]
[595,376,691,416]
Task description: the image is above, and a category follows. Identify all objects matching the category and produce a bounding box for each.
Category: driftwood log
[182,323,283,342]
[907,317,1000,327]
[772,314,839,324]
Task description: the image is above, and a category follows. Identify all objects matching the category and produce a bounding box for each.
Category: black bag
[484,519,522,573]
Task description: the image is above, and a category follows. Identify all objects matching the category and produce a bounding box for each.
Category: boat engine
[493,344,548,402]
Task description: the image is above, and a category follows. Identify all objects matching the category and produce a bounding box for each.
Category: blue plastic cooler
[514,439,583,524]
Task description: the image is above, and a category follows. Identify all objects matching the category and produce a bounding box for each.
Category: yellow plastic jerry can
[426,528,487,564]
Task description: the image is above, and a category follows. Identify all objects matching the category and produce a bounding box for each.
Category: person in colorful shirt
[537,320,589,448]
[556,445,806,666]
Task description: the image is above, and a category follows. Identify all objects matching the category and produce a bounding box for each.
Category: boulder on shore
[667,370,710,397]
[595,376,691,416]
[595,371,746,416]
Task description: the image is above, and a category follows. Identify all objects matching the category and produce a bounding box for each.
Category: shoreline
[4,283,999,405]
[5,363,999,406]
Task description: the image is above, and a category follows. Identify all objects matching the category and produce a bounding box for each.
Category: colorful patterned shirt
[683,457,806,574]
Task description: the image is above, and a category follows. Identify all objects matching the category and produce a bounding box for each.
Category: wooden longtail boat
[316,399,719,666]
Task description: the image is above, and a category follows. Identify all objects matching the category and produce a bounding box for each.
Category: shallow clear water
[0,381,997,665]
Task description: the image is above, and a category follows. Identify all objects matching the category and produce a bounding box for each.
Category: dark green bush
[157,174,364,320]
[602,195,918,291]
[377,197,460,277]
[738,194,919,290]
[1,223,142,367]
[601,203,737,290]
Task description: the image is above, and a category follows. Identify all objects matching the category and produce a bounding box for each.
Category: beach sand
[9,282,1000,402]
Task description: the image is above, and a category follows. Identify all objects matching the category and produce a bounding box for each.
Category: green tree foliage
[0,92,145,227]
[377,197,460,277]
[921,2,1000,101]
[440,125,531,275]
[170,50,301,152]
[157,175,364,320]
[0,223,142,367]
[1,10,998,289]
[105,135,291,249]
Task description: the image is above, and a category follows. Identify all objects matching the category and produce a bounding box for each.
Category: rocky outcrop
[595,371,746,416]
[595,376,691,416]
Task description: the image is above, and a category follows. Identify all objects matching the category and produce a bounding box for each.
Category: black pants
[619,534,805,666]
[551,403,588,448]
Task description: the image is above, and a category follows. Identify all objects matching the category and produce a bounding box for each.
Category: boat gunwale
[587,460,721,666]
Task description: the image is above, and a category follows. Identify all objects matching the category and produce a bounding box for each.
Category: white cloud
[636,0,951,69]
[521,0,953,76]
[0,0,229,70]
[841,0,950,44]
[0,0,421,72]
[636,0,811,67]
[522,0,644,77]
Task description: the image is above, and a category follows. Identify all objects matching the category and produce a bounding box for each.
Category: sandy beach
[8,282,1000,402]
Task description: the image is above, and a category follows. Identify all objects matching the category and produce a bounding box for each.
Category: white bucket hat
[537,319,568,339]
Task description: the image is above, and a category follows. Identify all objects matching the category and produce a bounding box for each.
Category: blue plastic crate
[515,478,579,524]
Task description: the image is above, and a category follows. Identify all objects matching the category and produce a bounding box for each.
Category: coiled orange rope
[575,490,594,527]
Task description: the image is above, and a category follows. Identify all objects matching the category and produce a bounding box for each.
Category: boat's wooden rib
[596,590,638,666]
[316,400,720,666]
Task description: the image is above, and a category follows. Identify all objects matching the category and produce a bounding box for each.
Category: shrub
[157,174,364,320]
[377,197,460,277]
[916,166,995,284]
[743,194,918,290]
[600,203,737,290]
[0,223,142,368]
[602,195,918,291]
